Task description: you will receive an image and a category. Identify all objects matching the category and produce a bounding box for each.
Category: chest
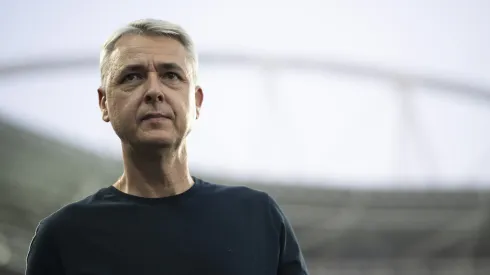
[59,208,278,275]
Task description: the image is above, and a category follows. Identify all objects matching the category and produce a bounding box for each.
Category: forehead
[110,34,190,70]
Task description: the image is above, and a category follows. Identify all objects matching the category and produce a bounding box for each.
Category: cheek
[108,99,122,119]
[108,95,137,123]
[165,93,193,130]
[176,95,195,119]
[165,90,188,111]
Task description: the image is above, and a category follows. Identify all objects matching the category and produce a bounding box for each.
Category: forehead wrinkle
[106,37,195,84]
[116,48,189,72]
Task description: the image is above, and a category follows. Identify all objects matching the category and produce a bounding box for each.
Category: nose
[144,74,164,103]
[144,90,164,103]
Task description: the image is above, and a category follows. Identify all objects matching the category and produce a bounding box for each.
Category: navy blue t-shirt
[26,177,309,275]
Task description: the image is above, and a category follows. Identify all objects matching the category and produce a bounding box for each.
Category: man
[26,19,309,275]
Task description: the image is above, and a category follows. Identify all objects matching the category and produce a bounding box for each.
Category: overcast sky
[1,0,489,188]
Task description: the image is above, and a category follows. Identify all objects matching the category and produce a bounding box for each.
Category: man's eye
[122,73,143,83]
[162,72,182,81]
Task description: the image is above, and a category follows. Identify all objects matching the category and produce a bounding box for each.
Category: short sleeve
[26,220,64,275]
[267,195,309,275]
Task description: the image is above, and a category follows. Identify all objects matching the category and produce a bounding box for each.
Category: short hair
[99,18,198,87]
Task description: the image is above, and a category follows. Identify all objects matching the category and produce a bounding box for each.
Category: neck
[115,142,194,198]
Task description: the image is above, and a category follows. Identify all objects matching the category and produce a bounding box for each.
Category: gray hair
[99,18,198,87]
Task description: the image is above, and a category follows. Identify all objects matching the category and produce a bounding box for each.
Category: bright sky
[1,0,489,188]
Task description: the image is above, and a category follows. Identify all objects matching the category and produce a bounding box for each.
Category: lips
[141,113,170,121]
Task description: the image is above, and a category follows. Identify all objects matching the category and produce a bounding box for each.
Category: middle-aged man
[26,18,309,275]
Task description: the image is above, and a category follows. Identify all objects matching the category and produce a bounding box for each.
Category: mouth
[141,113,170,121]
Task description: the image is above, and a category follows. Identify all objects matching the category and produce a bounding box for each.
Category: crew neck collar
[106,176,202,204]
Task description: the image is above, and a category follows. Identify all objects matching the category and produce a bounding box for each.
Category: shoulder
[196,178,287,227]
[197,178,272,204]
[196,178,283,216]
[35,187,112,233]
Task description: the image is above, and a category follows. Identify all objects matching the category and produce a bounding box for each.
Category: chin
[137,132,177,147]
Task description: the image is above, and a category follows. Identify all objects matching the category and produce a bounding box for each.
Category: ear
[194,86,204,119]
[98,87,110,122]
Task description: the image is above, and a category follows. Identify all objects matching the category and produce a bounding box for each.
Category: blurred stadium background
[1,0,490,274]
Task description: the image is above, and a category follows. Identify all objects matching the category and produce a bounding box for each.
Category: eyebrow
[117,62,187,77]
